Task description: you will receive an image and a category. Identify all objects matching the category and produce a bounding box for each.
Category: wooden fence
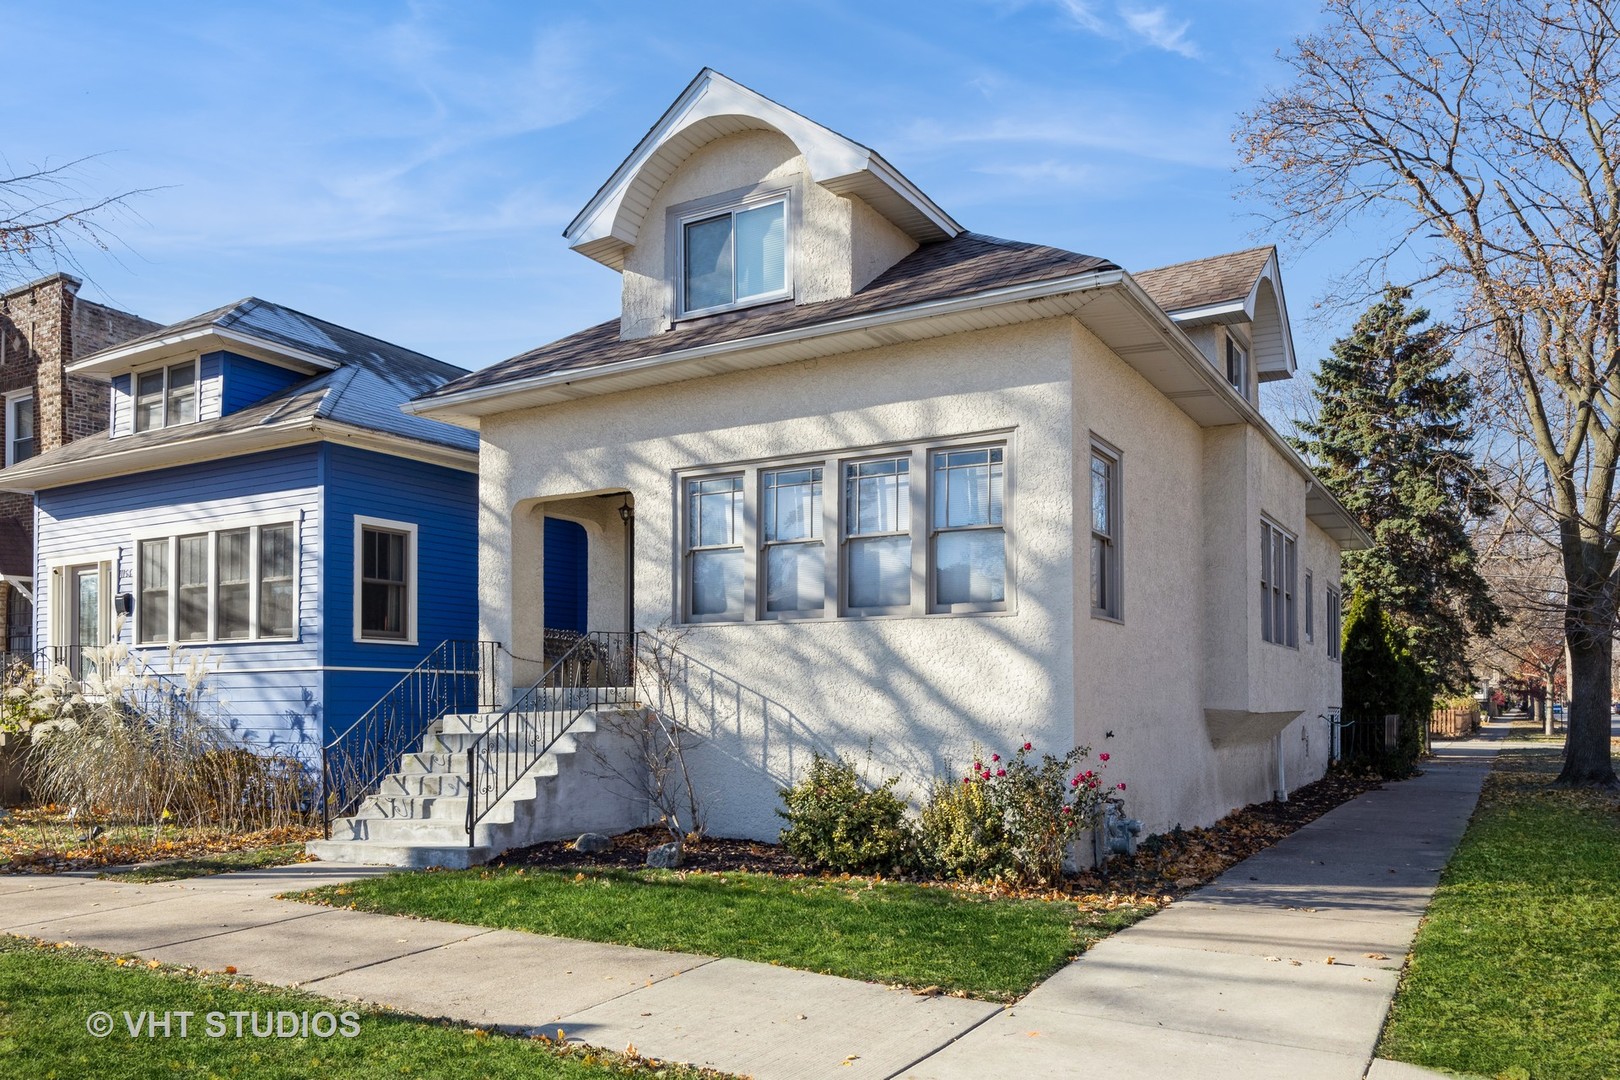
[1429,705,1480,739]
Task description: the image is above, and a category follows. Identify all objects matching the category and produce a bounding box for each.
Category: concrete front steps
[307,701,645,871]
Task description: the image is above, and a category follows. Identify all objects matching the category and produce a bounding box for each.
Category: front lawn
[0,936,730,1079]
[1377,747,1620,1080]
[0,808,316,875]
[295,867,1154,1001]
[100,844,311,883]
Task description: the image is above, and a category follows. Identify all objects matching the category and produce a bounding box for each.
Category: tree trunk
[1559,608,1619,788]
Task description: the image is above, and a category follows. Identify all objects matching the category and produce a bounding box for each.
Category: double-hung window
[357,520,414,642]
[136,522,297,644]
[1326,585,1343,661]
[1305,569,1315,644]
[679,194,789,316]
[1260,519,1298,647]
[844,457,912,613]
[763,466,824,616]
[686,476,746,621]
[134,360,198,432]
[679,436,1012,623]
[932,448,1006,611]
[1090,443,1122,620]
[6,391,35,465]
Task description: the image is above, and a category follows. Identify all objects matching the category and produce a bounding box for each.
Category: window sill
[672,295,795,328]
[1089,611,1124,625]
[133,637,299,648]
[354,636,419,647]
[679,607,1017,627]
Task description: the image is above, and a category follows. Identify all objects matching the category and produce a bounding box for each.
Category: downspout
[1274,730,1288,802]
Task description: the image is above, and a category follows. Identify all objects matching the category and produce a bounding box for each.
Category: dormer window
[1225,334,1248,399]
[135,360,198,432]
[679,194,789,317]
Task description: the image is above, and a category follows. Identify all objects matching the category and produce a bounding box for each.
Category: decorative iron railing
[321,640,500,838]
[465,631,636,845]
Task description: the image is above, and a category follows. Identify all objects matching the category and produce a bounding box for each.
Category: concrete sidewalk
[1,736,1500,1080]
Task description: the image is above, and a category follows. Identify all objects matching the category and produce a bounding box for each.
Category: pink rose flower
[1098,752,1109,762]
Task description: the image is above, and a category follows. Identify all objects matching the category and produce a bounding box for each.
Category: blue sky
[10,1,1363,394]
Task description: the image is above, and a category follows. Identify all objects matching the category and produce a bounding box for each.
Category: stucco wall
[618,129,914,340]
[479,318,1079,838]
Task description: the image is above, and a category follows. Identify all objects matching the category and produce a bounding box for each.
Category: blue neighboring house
[0,298,480,759]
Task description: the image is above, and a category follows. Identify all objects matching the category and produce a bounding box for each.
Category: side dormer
[1133,247,1296,406]
[564,69,963,341]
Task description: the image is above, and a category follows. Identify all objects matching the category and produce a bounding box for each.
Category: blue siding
[320,443,478,674]
[543,517,588,634]
[217,351,306,415]
[34,446,323,750]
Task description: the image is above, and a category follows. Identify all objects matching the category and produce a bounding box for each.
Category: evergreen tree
[1292,287,1502,690]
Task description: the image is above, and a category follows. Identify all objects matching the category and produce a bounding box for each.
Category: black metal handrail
[322,640,499,838]
[465,631,636,845]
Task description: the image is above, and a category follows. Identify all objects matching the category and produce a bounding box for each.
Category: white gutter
[405,267,1130,416]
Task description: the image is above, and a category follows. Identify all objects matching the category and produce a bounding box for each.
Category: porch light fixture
[618,497,633,524]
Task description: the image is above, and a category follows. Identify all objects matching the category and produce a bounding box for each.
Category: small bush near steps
[776,753,914,873]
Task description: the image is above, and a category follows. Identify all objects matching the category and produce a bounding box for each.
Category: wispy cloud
[1119,5,1201,59]
[1044,0,1203,58]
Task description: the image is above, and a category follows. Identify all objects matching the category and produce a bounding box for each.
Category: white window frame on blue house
[132,359,201,432]
[353,515,418,645]
[44,549,117,658]
[130,513,300,646]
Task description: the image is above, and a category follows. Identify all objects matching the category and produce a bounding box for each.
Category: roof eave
[0,418,475,493]
[68,326,341,378]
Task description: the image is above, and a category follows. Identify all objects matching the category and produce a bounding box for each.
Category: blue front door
[543,517,588,635]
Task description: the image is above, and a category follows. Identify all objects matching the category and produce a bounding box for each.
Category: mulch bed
[494,764,1388,900]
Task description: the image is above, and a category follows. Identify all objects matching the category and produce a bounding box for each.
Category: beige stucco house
[408,69,1367,843]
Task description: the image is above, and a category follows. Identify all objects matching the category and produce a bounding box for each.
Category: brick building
[0,274,157,653]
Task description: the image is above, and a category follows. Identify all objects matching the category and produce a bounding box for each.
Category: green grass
[99,844,310,882]
[1378,747,1620,1080]
[0,935,728,1079]
[297,868,1151,1001]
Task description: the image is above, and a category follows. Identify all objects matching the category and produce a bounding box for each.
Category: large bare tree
[1239,0,1619,785]
[0,155,143,287]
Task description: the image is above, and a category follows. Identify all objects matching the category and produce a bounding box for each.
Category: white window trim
[1089,437,1123,622]
[132,358,201,433]
[671,184,795,320]
[132,520,300,647]
[1260,517,1298,648]
[47,557,114,652]
[1225,331,1249,400]
[1327,584,1343,662]
[353,515,418,645]
[1304,568,1315,644]
[675,431,1016,625]
[5,389,34,467]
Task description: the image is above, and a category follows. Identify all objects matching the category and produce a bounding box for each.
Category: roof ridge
[312,365,361,421]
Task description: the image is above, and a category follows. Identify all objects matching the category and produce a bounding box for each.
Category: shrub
[777,753,914,872]
[24,643,314,832]
[916,742,1121,885]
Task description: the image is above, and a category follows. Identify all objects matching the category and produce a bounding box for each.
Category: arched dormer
[565,69,963,341]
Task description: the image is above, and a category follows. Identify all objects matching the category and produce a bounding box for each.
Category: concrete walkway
[0,735,1501,1080]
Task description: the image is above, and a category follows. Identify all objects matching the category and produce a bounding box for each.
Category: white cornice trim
[0,418,475,493]
[67,326,339,379]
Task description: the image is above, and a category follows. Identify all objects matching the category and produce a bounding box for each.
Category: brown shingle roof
[420,233,1117,401]
[1133,246,1274,314]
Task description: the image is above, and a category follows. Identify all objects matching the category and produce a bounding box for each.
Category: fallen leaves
[0,813,319,876]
